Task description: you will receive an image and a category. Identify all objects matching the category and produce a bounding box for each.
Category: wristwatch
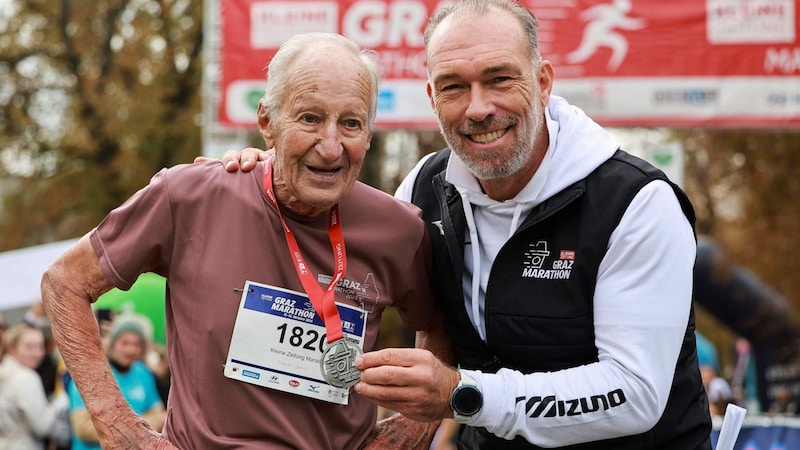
[450,370,483,423]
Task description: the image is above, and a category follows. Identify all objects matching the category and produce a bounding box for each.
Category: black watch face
[454,386,482,415]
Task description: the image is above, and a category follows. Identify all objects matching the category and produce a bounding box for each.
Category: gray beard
[443,108,542,181]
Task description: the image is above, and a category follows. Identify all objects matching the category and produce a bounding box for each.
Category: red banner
[219,0,800,129]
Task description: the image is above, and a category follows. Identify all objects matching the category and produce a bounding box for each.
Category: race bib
[224,281,367,405]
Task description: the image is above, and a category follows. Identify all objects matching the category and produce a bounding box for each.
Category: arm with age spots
[358,320,460,449]
[362,414,441,450]
[41,235,176,450]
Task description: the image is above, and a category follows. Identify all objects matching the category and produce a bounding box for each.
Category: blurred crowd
[696,331,800,419]
[0,303,169,450]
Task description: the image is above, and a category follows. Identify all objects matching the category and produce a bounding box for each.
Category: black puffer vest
[411,149,711,449]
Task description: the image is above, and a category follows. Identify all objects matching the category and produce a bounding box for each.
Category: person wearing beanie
[67,312,165,450]
[696,332,733,417]
[107,312,151,351]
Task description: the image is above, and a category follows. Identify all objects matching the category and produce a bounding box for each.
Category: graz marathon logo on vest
[522,241,574,279]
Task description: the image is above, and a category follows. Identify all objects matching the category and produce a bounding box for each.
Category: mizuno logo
[516,389,627,418]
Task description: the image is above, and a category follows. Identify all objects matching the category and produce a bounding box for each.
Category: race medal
[320,339,362,388]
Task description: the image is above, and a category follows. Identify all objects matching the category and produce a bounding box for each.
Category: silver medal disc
[320,339,362,389]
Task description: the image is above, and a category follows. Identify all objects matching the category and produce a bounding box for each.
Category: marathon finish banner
[219,0,800,129]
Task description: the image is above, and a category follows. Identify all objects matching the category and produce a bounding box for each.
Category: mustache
[457,116,516,135]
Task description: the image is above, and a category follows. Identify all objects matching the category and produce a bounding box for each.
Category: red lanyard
[262,159,346,343]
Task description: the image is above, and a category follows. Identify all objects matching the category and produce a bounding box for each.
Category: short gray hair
[260,33,381,131]
[424,0,541,66]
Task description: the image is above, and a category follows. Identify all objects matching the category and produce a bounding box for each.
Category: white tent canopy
[0,238,79,311]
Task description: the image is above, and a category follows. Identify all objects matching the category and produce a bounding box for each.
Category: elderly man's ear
[257,101,274,149]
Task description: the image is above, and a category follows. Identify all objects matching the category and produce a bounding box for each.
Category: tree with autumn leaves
[0,0,203,249]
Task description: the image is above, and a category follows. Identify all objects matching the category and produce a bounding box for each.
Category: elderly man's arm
[363,414,441,450]
[41,234,176,450]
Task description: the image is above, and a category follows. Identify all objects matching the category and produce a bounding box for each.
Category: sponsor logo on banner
[653,88,719,106]
[706,0,795,44]
[225,80,266,124]
[250,2,339,48]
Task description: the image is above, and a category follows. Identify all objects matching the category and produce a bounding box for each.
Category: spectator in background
[94,308,115,349]
[701,365,733,417]
[729,337,760,413]
[0,312,7,340]
[0,323,63,450]
[22,302,72,449]
[767,385,798,416]
[696,331,732,416]
[24,303,59,399]
[24,301,50,329]
[144,341,171,405]
[67,312,165,450]
[0,312,7,363]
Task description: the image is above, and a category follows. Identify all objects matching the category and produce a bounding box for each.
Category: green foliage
[0,0,203,250]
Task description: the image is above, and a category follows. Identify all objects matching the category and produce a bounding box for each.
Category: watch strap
[451,370,482,423]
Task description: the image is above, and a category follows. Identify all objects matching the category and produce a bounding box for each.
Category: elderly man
[41,32,441,449]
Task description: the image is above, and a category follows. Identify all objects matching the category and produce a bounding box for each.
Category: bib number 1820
[276,323,326,353]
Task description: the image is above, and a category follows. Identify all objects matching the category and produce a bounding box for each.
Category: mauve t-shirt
[90,160,438,449]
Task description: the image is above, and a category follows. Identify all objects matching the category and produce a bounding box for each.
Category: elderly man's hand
[193,148,269,172]
[94,415,178,450]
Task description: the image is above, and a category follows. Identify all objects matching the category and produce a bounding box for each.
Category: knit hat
[695,331,719,371]
[108,312,152,346]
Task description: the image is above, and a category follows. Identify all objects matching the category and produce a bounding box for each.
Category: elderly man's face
[261,45,372,217]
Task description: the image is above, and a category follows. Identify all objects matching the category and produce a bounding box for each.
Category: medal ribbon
[263,159,347,343]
